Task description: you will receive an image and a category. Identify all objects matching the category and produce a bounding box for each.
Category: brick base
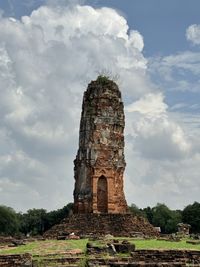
[44,213,158,238]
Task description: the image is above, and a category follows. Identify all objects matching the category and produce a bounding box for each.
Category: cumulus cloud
[0,2,154,211]
[121,23,200,209]
[134,118,190,160]
[125,93,191,160]
[125,153,200,209]
[124,93,200,209]
[125,93,167,118]
[186,24,200,45]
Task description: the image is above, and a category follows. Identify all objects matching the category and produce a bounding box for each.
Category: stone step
[51,266,78,267]
[107,264,186,267]
[32,256,82,267]
[87,259,188,266]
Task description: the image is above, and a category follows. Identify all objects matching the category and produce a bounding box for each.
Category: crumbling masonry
[44,77,158,238]
[74,77,128,214]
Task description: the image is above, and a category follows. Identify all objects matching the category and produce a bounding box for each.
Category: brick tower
[44,77,158,238]
[73,76,128,214]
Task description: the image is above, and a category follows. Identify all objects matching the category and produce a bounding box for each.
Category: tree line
[0,202,200,236]
[0,203,73,236]
[129,202,200,234]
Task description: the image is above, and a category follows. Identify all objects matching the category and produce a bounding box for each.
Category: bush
[96,75,111,85]
[0,205,19,235]
[151,203,182,234]
[182,202,200,233]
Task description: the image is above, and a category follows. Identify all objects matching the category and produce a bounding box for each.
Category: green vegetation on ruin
[96,75,111,84]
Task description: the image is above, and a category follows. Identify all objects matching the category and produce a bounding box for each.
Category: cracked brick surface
[74,78,128,214]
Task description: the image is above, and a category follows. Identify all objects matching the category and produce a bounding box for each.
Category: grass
[0,238,200,256]
[132,239,200,250]
[0,239,88,256]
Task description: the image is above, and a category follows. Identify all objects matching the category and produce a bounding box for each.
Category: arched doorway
[97,175,108,213]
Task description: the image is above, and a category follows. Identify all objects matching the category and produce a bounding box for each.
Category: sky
[0,0,200,212]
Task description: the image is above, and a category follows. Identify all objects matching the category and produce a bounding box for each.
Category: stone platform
[1,250,200,266]
[44,213,158,238]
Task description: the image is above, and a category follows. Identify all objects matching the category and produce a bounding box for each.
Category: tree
[165,210,182,234]
[129,204,145,217]
[0,205,19,235]
[151,203,182,234]
[182,202,200,233]
[18,203,74,236]
[45,203,74,231]
[143,206,153,224]
[19,209,47,236]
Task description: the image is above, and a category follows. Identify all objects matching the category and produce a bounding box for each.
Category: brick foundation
[0,254,32,267]
[44,213,158,238]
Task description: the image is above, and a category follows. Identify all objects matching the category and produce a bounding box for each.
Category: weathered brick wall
[0,236,14,244]
[131,250,200,264]
[74,78,128,214]
[87,250,200,266]
[32,256,82,266]
[0,254,32,267]
[44,213,158,238]
[1,250,200,266]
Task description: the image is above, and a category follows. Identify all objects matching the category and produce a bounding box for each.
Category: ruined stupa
[73,76,128,214]
[44,77,158,238]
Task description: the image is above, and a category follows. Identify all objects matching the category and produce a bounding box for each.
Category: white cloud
[125,93,167,118]
[134,118,190,160]
[0,2,152,211]
[121,24,200,209]
[149,50,200,92]
[125,93,191,160]
[128,30,144,52]
[148,25,200,96]
[186,24,200,45]
[124,101,200,209]
[125,149,200,209]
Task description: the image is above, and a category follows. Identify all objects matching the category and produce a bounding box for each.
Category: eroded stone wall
[44,213,158,238]
[74,77,128,214]
[0,254,32,266]
[1,250,200,267]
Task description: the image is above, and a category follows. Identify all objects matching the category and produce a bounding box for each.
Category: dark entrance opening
[97,175,108,213]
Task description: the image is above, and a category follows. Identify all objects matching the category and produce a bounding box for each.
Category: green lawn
[0,238,200,256]
[132,239,200,250]
[0,239,88,256]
